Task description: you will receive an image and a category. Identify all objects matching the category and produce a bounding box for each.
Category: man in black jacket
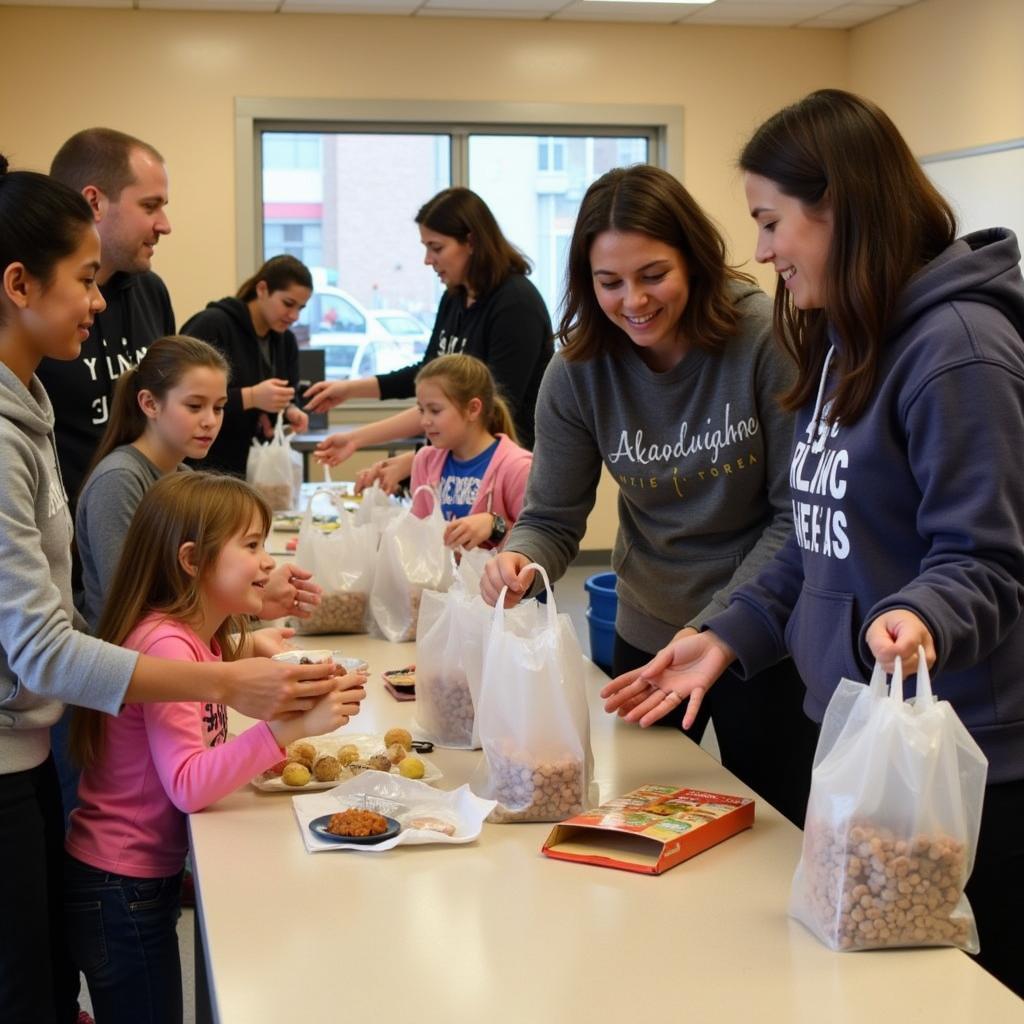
[40,127,174,504]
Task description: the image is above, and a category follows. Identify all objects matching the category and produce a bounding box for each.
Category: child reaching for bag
[359,354,532,550]
[64,472,366,1024]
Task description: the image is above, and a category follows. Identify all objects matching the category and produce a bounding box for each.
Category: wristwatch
[489,513,507,544]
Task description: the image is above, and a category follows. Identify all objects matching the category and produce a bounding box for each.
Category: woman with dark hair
[306,187,552,476]
[602,91,1024,995]
[0,158,338,1022]
[481,163,818,827]
[181,254,313,475]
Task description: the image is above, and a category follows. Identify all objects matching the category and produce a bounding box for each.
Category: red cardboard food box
[542,784,754,875]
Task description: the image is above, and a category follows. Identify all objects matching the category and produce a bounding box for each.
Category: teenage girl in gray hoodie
[0,158,341,1023]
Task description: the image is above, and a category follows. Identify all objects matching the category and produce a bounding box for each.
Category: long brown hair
[416,187,529,298]
[70,473,271,768]
[415,354,518,443]
[84,335,229,488]
[739,89,957,424]
[558,164,755,362]
[236,254,313,302]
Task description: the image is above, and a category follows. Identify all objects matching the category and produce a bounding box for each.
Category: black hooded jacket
[181,297,300,476]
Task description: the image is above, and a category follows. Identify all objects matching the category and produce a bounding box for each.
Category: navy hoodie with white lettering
[708,228,1024,783]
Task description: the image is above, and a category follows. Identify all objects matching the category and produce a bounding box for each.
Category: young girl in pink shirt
[64,472,366,1024]
[400,353,532,550]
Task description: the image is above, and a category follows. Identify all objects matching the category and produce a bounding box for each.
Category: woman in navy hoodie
[181,255,312,475]
[603,90,1024,994]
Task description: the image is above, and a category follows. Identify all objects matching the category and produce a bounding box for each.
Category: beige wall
[0,6,852,550]
[0,7,846,317]
[850,0,1024,156]
[4,2,1018,551]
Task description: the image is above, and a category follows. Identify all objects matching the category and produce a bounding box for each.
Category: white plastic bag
[289,488,376,635]
[246,412,302,511]
[473,563,596,823]
[369,486,453,643]
[790,650,988,952]
[354,480,404,540]
[414,550,496,749]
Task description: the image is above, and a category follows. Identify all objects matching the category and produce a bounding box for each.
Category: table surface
[189,633,1022,1023]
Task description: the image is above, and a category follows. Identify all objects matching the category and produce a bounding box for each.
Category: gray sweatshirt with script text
[506,284,796,654]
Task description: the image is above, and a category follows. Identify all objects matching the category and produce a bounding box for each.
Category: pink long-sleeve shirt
[65,615,284,878]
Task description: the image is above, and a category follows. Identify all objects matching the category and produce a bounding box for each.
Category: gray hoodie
[0,363,137,775]
[507,284,796,653]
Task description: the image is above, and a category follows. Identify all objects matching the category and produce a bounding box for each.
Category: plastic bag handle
[273,410,286,444]
[410,483,438,510]
[868,660,887,698]
[301,485,346,530]
[914,644,935,706]
[890,655,904,704]
[495,562,556,634]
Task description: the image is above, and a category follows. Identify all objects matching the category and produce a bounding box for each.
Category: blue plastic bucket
[584,572,617,672]
[585,609,615,673]
[584,571,617,620]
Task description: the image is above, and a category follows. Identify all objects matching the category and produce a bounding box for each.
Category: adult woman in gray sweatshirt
[0,162,341,1023]
[482,165,817,827]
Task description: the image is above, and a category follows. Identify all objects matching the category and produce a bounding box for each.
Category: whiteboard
[921,140,1024,266]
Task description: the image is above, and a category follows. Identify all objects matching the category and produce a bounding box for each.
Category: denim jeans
[63,854,184,1024]
[0,756,79,1024]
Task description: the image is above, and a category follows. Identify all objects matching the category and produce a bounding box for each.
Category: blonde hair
[415,354,518,443]
[70,472,271,769]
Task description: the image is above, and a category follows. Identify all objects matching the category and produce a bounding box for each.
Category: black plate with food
[308,813,401,845]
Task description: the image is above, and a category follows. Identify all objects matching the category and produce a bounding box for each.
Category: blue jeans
[63,855,184,1024]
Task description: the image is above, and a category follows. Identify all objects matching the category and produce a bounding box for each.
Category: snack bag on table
[414,549,496,749]
[369,485,453,643]
[790,651,987,952]
[473,563,596,823]
[289,487,376,635]
[246,411,302,511]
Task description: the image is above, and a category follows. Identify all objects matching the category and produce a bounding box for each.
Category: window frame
[235,97,683,280]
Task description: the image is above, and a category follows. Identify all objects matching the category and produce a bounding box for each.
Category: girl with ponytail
[402,353,531,550]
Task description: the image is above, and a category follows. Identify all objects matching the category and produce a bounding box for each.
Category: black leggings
[612,633,819,828]
[0,756,79,1023]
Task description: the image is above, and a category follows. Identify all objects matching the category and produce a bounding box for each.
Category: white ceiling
[0,0,924,31]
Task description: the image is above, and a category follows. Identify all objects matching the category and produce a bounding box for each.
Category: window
[245,102,674,379]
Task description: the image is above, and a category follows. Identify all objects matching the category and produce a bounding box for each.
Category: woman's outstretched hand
[600,629,736,729]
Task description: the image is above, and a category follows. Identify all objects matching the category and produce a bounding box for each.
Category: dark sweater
[376,273,552,449]
[708,228,1024,783]
[37,271,175,503]
[180,297,300,476]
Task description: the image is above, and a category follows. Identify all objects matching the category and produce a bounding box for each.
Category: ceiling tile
[686,2,840,26]
[422,0,566,9]
[800,3,899,28]
[139,0,279,9]
[553,1,703,23]
[419,6,558,16]
[281,0,420,11]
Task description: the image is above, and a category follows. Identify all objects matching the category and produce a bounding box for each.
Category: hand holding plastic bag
[473,563,596,823]
[790,649,987,952]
